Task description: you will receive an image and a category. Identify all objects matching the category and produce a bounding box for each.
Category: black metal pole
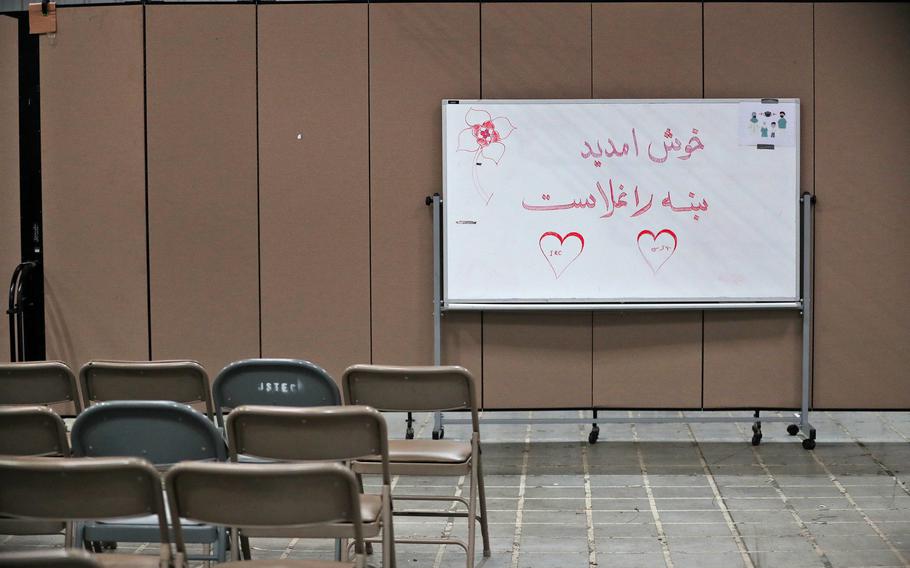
[17,14,45,361]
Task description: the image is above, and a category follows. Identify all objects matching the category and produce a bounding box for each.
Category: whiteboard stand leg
[429,193,445,441]
[796,193,816,450]
[588,410,600,444]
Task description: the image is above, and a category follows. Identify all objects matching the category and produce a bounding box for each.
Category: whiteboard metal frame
[441,98,802,309]
[425,192,817,449]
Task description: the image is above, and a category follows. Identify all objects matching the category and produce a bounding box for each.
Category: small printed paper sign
[738,101,797,147]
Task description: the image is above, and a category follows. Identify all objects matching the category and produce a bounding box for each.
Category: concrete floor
[2,410,909,567]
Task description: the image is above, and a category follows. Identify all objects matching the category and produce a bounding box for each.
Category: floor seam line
[578,410,597,567]
[683,413,756,568]
[731,413,834,568]
[509,412,533,568]
[630,410,675,568]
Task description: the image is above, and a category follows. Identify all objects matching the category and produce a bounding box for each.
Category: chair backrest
[71,400,226,468]
[0,456,168,545]
[212,359,341,427]
[165,461,364,558]
[0,549,101,567]
[226,405,390,482]
[0,406,69,457]
[0,361,82,413]
[343,365,479,431]
[79,360,213,420]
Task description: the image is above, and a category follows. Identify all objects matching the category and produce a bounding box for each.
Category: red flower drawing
[457,108,516,204]
[457,108,516,164]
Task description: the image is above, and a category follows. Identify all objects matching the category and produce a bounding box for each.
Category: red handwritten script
[637,229,677,273]
[457,108,517,205]
[539,231,585,279]
[581,128,704,165]
[522,180,707,222]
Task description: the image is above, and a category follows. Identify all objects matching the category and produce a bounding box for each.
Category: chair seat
[83,515,218,542]
[242,493,383,540]
[364,440,472,464]
[220,561,354,567]
[91,553,165,568]
[0,518,64,535]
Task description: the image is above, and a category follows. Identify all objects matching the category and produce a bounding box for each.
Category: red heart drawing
[637,229,677,273]
[539,231,585,279]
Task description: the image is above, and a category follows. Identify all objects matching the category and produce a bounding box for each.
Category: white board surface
[442,99,801,307]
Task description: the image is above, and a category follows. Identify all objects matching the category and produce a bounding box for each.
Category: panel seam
[142,3,152,360]
[255,2,262,358]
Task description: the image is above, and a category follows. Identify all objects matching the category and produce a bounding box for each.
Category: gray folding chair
[212,358,341,428]
[0,361,82,413]
[79,360,214,420]
[71,401,228,562]
[212,359,343,560]
[226,405,396,567]
[342,365,490,568]
[0,549,101,567]
[0,456,170,568]
[166,461,367,567]
[0,406,71,546]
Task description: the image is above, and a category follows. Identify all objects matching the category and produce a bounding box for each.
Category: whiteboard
[442,99,801,308]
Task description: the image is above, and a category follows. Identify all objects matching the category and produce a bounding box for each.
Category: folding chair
[226,405,396,567]
[71,401,228,562]
[79,360,214,420]
[213,359,341,560]
[0,406,72,546]
[0,456,171,568]
[0,361,82,413]
[165,461,368,567]
[0,549,101,567]
[0,406,69,457]
[212,358,341,428]
[342,365,490,568]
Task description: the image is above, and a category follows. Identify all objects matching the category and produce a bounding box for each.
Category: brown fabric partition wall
[813,3,910,409]
[257,4,371,381]
[0,16,18,363]
[29,2,910,410]
[369,3,483,381]
[40,6,148,368]
[146,4,260,376]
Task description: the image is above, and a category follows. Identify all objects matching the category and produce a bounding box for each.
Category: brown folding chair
[342,365,490,568]
[226,405,395,567]
[165,461,367,567]
[0,361,82,414]
[79,360,214,420]
[0,456,171,568]
[0,549,101,567]
[0,406,69,457]
[0,406,71,546]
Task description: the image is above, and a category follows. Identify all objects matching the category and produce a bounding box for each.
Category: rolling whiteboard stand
[425,192,817,449]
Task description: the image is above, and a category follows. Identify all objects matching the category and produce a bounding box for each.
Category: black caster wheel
[588,426,600,444]
[405,427,414,440]
[802,438,816,450]
[787,424,800,436]
[751,433,762,446]
[432,428,445,440]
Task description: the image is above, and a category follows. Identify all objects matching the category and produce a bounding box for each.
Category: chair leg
[240,534,252,560]
[216,528,228,563]
[383,491,396,568]
[338,538,348,562]
[64,522,74,548]
[475,455,492,556]
[467,465,478,568]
